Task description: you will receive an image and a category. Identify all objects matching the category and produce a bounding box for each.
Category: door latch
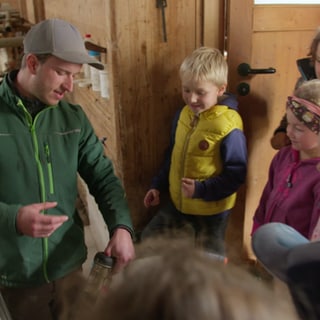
[238,63,276,77]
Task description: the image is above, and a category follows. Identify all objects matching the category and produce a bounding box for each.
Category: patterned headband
[286,96,320,134]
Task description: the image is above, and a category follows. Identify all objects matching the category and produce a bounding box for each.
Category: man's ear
[25,54,39,74]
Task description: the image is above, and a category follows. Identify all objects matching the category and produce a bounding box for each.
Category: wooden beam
[33,0,45,22]
[203,0,224,50]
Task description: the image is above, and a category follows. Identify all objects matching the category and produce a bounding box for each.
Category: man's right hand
[16,202,68,238]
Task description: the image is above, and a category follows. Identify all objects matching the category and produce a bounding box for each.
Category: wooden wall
[5,0,320,262]
[4,0,233,248]
[1,0,19,10]
[38,0,224,234]
[227,3,320,259]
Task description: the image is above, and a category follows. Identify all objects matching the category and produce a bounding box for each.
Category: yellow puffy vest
[169,104,243,215]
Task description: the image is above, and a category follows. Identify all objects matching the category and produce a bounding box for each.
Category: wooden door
[226,1,320,260]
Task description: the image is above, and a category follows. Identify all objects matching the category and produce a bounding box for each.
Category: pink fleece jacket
[252,146,320,239]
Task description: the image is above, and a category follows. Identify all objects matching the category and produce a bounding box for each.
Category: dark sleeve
[193,129,247,201]
[273,75,306,136]
[149,108,181,191]
[273,114,288,135]
[77,110,134,236]
[218,92,239,110]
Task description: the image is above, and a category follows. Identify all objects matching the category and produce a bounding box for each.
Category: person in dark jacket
[0,18,135,320]
[271,27,320,150]
[252,222,320,320]
[252,80,320,239]
[140,47,247,258]
[79,240,298,320]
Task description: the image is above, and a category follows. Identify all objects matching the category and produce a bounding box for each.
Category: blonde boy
[141,47,247,257]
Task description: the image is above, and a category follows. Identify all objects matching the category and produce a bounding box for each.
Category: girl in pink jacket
[252,79,320,239]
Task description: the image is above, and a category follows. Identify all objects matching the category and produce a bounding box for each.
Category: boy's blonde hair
[294,79,320,106]
[179,47,228,87]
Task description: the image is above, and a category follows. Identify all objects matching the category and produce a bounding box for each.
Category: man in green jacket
[0,18,135,319]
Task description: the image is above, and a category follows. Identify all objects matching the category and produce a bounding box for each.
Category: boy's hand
[181,177,195,198]
[143,189,160,208]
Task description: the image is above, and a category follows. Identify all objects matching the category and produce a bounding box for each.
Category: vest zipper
[179,114,199,208]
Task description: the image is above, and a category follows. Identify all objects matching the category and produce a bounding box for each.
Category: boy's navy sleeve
[219,92,239,110]
[193,129,247,201]
[149,108,182,191]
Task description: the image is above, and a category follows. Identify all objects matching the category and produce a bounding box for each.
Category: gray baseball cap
[23,19,104,70]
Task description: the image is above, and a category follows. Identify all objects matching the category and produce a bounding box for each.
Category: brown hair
[84,240,298,320]
[294,79,320,106]
[308,27,320,63]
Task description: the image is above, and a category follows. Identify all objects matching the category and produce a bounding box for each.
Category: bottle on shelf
[99,65,109,99]
[89,50,101,91]
[83,34,92,79]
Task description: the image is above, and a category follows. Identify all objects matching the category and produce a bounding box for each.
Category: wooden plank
[109,0,199,229]
[66,82,122,177]
[43,0,108,46]
[226,0,254,261]
[203,0,224,50]
[18,0,28,20]
[33,0,45,22]
[39,0,222,232]
[253,6,320,32]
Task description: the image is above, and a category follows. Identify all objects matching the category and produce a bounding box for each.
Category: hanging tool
[156,0,168,42]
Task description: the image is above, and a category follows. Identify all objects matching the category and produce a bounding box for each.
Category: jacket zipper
[18,99,52,283]
[44,143,54,194]
[31,121,50,282]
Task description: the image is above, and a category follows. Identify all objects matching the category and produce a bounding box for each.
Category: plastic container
[84,252,115,303]
[99,66,109,99]
[89,51,101,91]
[83,34,92,79]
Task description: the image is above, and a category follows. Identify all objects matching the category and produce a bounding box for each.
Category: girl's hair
[179,47,228,87]
[308,27,320,62]
[294,79,320,106]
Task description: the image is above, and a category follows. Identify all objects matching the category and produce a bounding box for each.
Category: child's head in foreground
[86,240,298,320]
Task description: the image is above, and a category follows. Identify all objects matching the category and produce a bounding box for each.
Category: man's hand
[104,228,135,273]
[16,202,68,238]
